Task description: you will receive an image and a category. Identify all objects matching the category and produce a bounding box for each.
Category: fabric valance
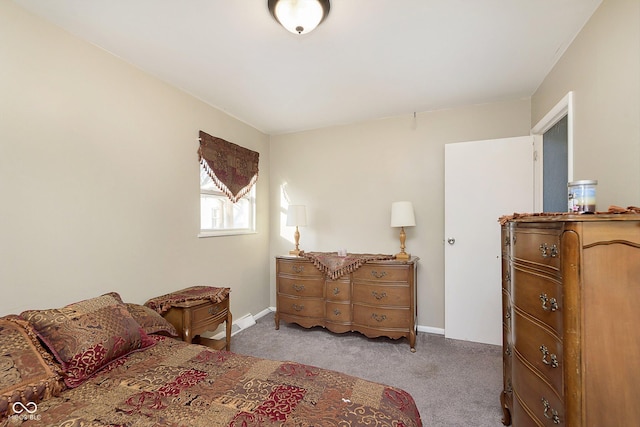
[198,130,259,203]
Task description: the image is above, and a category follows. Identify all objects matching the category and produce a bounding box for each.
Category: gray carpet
[230,312,505,427]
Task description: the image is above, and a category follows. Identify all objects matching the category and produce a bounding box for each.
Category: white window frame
[198,166,256,237]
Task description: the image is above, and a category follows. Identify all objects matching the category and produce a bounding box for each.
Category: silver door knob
[447,237,456,245]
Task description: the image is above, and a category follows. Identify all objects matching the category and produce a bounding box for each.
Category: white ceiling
[12,0,602,135]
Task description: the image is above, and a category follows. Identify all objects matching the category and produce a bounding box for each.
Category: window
[199,164,256,236]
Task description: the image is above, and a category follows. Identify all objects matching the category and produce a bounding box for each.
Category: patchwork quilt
[5,335,422,427]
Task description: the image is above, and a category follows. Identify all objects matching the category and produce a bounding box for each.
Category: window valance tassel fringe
[199,157,258,203]
[198,130,259,204]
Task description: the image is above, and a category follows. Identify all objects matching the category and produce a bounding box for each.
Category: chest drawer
[277,260,323,277]
[352,283,410,307]
[278,277,324,298]
[352,264,409,283]
[513,354,564,426]
[353,305,411,329]
[326,301,351,322]
[512,267,562,335]
[513,310,563,396]
[325,279,350,302]
[278,295,324,318]
[513,227,562,274]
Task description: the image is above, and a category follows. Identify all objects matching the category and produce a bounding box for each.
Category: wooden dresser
[275,256,418,351]
[500,215,640,426]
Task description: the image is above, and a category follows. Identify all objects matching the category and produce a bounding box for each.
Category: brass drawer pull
[333,287,340,295]
[292,304,304,312]
[539,293,559,312]
[292,265,304,273]
[208,306,221,315]
[540,345,559,368]
[333,309,341,316]
[371,291,387,300]
[541,398,561,424]
[292,284,305,292]
[370,270,387,279]
[539,243,559,258]
[371,313,387,322]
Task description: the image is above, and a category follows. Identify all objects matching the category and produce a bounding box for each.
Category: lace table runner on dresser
[300,252,394,280]
[144,286,230,314]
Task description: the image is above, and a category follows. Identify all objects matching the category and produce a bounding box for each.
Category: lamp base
[394,252,411,260]
[289,249,302,256]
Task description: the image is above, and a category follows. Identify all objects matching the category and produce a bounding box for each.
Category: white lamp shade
[271,0,328,35]
[390,201,416,227]
[286,205,307,227]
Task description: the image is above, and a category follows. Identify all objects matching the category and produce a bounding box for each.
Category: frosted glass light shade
[390,201,416,227]
[268,0,330,35]
[286,205,307,227]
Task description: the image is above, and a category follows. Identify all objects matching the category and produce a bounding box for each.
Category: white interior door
[444,136,534,345]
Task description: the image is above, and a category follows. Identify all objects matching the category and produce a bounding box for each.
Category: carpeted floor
[230,312,505,427]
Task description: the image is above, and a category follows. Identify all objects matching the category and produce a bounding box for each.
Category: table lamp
[390,201,416,260]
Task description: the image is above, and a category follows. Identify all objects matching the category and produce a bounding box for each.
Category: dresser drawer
[513,227,562,274]
[513,310,563,396]
[190,300,229,331]
[513,354,565,426]
[512,267,562,335]
[352,283,410,306]
[326,302,351,322]
[325,280,350,302]
[278,277,324,298]
[352,264,409,283]
[511,392,546,427]
[277,259,323,277]
[278,295,324,318]
[352,305,410,329]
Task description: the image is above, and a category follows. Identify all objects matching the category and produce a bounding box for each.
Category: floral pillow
[0,317,65,419]
[20,294,155,388]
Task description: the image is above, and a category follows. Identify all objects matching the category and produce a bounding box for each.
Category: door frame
[531,91,574,212]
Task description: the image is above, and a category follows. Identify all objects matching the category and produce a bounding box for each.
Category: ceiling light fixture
[268,0,330,35]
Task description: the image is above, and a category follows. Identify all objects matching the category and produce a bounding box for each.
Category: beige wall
[532,0,640,208]
[0,1,271,318]
[269,99,531,329]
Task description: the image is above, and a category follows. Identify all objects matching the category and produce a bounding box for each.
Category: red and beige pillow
[101,292,178,337]
[20,293,156,388]
[124,302,178,337]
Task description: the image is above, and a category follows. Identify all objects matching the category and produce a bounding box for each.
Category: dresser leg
[409,329,416,352]
[500,390,512,425]
[225,310,232,351]
[274,312,280,330]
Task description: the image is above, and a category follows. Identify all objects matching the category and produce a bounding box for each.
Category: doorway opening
[531,92,574,212]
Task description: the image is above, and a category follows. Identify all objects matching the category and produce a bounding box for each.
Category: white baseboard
[418,325,444,336]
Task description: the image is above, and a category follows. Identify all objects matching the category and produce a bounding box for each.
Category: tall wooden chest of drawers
[500,215,640,426]
[275,256,418,351]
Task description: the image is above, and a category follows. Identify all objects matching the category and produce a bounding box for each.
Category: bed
[1,292,422,427]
